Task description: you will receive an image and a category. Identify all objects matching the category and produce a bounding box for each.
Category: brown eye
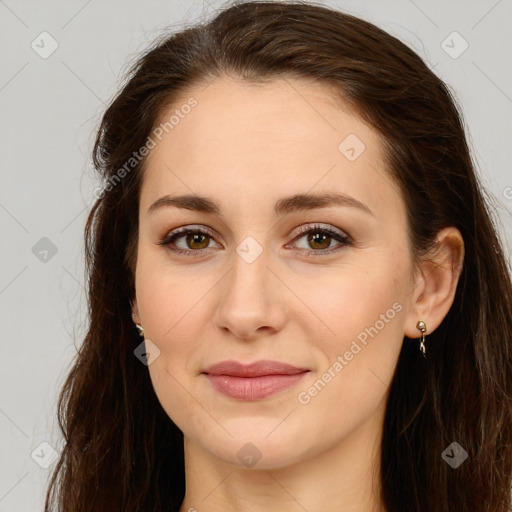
[185,233,210,250]
[160,224,352,258]
[159,226,220,256]
[307,231,332,250]
[289,224,353,256]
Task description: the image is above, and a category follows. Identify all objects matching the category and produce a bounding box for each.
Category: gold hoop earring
[416,320,427,358]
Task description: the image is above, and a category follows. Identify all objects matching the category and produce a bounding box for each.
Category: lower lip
[204,373,308,400]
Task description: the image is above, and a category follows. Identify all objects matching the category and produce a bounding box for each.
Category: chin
[191,424,329,471]
[213,439,308,470]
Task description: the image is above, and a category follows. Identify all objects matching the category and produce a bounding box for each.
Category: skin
[131,75,464,512]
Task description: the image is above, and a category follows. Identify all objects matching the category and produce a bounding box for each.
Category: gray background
[1,0,511,509]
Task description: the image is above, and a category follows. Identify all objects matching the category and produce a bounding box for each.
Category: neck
[178,399,387,512]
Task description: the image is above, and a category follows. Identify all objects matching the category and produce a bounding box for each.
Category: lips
[202,360,309,400]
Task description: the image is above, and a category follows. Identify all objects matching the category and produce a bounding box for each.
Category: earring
[416,320,427,357]
[132,312,144,338]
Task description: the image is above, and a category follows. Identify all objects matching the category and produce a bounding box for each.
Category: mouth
[201,360,310,401]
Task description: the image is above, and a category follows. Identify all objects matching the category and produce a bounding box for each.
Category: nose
[212,246,288,341]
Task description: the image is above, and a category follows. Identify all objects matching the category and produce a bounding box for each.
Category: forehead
[151,74,374,157]
[141,75,400,220]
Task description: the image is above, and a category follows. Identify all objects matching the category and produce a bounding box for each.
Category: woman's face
[133,75,417,469]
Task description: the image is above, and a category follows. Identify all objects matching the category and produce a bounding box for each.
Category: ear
[404,226,465,339]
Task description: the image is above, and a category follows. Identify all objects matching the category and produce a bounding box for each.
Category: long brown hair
[45,1,512,510]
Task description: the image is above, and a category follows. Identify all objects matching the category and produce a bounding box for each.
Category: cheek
[299,319,402,449]
[296,255,407,354]
[135,261,213,432]
[293,254,408,412]
[135,246,215,346]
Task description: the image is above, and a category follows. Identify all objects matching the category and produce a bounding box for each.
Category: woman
[45,1,512,511]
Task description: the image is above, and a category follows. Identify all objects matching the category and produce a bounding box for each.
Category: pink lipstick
[202,360,309,400]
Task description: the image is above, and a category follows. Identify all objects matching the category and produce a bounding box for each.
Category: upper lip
[202,360,309,377]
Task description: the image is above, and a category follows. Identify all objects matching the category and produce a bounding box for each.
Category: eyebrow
[147,192,374,217]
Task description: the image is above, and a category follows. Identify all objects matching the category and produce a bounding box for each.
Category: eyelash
[158,224,353,258]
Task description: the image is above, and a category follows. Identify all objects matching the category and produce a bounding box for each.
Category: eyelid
[289,222,351,241]
[164,224,216,238]
[159,224,221,248]
[284,223,352,255]
[159,222,352,256]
